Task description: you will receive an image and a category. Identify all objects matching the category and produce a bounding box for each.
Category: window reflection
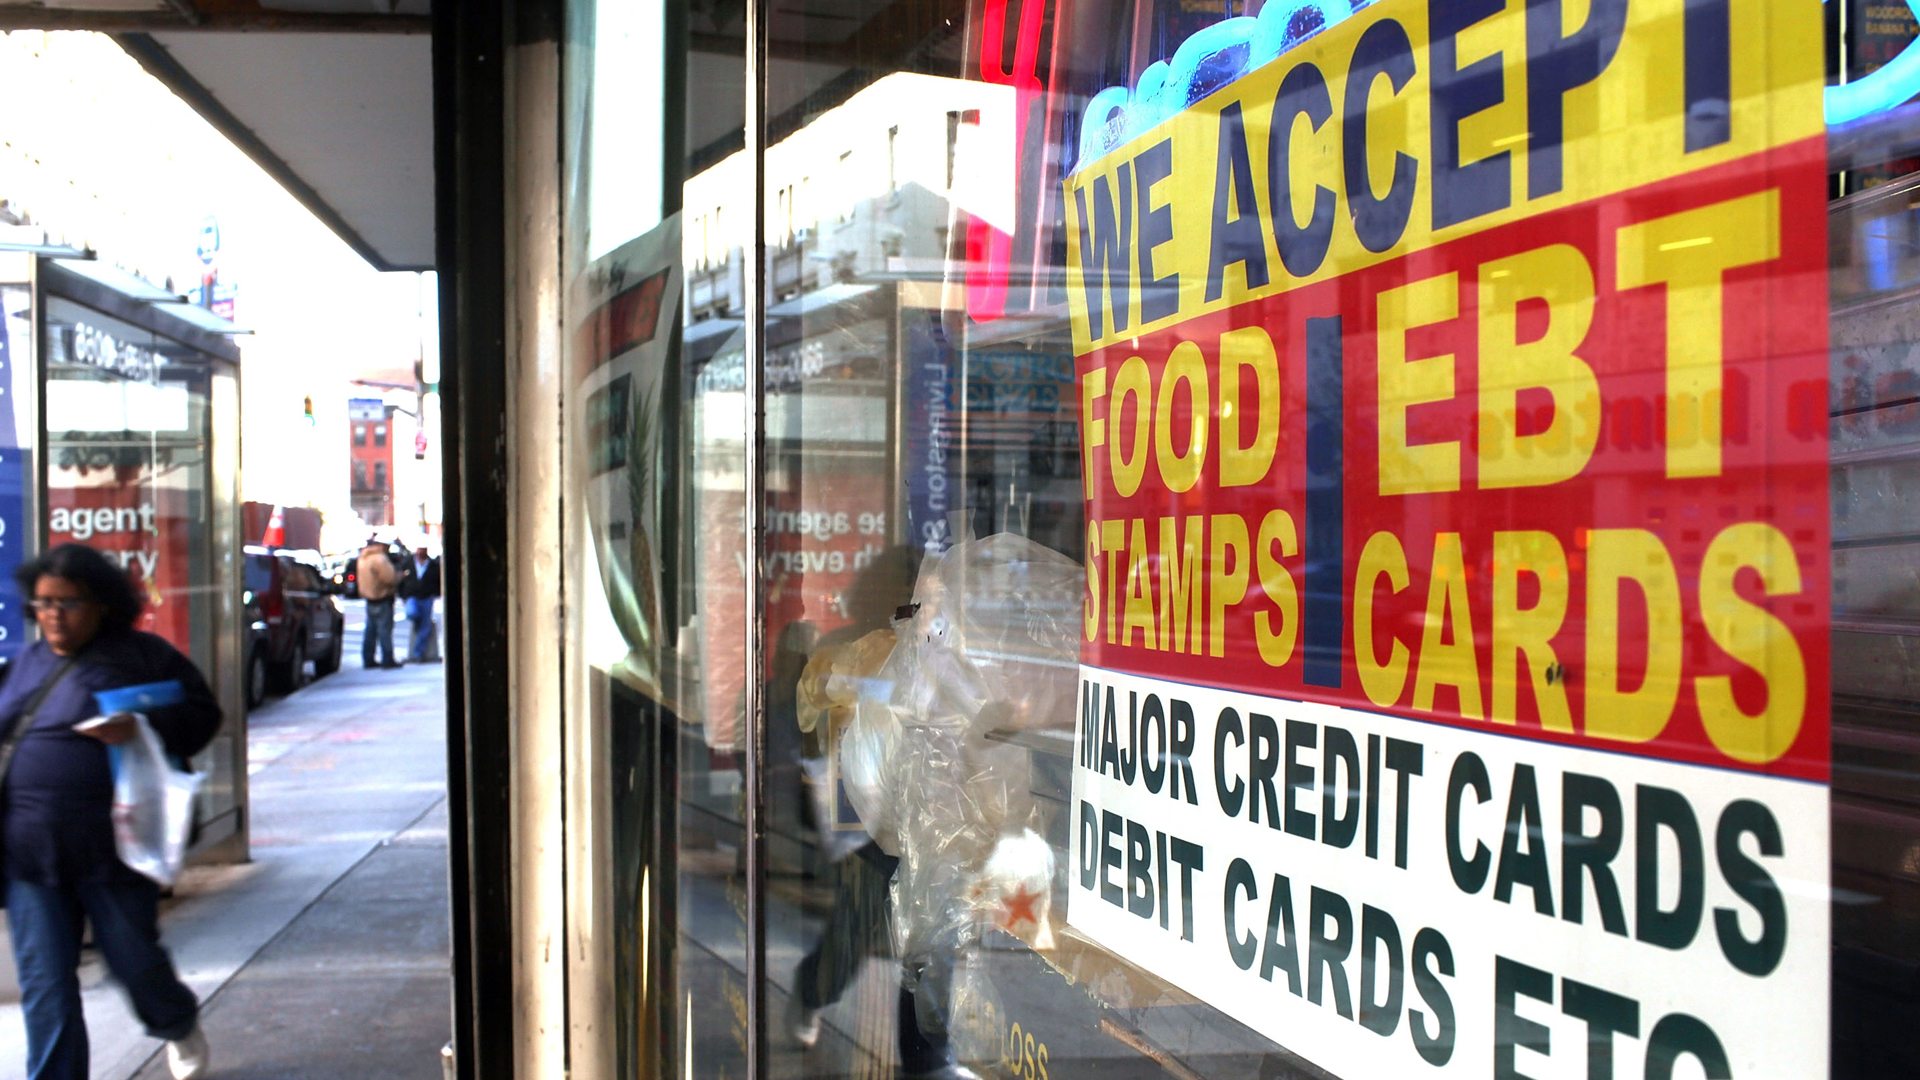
[559,0,1920,1077]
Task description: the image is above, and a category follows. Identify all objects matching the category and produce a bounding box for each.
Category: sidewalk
[0,619,452,1080]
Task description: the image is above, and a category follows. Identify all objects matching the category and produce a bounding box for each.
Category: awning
[0,2,434,273]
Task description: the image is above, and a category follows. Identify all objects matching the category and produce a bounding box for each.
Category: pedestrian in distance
[356,537,401,669]
[401,546,441,663]
[0,543,220,1080]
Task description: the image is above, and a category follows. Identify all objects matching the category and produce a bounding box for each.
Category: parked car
[244,549,346,706]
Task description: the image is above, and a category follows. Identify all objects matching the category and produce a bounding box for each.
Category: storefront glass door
[559,0,1920,1076]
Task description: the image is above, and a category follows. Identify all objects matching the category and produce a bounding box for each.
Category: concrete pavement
[0,610,452,1080]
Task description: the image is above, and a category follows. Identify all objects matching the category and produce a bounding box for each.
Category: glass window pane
[534,0,1918,1073]
[563,1,745,1078]
[743,3,1896,1080]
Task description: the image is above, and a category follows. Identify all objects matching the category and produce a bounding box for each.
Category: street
[0,608,451,1080]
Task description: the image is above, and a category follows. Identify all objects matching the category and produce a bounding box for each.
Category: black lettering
[1252,713,1285,828]
[1170,837,1204,941]
[1269,62,1336,277]
[1342,19,1419,252]
[1225,858,1259,970]
[1562,977,1639,1080]
[1307,886,1355,1019]
[1101,810,1125,908]
[1074,167,1133,337]
[1079,801,1098,890]
[1260,874,1303,994]
[1134,139,1179,322]
[1714,798,1786,976]
[1428,0,1510,228]
[1358,905,1404,1036]
[1494,763,1556,916]
[1206,106,1267,302]
[1365,732,1383,859]
[1682,0,1731,152]
[1100,687,1121,779]
[1410,928,1456,1066]
[1494,955,1553,1080]
[1636,785,1704,951]
[1525,0,1627,198]
[1645,1013,1732,1080]
[1157,830,1171,930]
[1171,699,1199,804]
[1322,725,1361,848]
[1386,736,1422,868]
[1448,752,1493,892]
[1121,692,1140,785]
[1215,707,1247,817]
[1282,718,1316,838]
[1562,772,1628,935]
[1141,694,1168,794]
[1080,681,1100,768]
[1127,819,1155,918]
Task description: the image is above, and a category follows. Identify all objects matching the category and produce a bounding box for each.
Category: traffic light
[303,395,315,426]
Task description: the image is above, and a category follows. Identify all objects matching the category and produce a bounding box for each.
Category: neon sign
[1075,0,1357,173]
[1073,0,1920,156]
[1826,0,1920,125]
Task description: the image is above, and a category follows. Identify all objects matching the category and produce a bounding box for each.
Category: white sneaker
[789,1004,822,1049]
[167,1026,209,1080]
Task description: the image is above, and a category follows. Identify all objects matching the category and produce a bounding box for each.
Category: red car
[244,550,346,705]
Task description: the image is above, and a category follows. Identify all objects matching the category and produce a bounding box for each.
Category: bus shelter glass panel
[41,294,242,847]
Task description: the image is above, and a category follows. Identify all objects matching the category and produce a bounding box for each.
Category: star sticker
[998,885,1041,930]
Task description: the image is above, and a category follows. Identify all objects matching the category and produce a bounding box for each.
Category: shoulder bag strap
[0,656,78,783]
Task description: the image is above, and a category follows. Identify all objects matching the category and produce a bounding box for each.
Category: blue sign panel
[0,285,32,657]
[901,311,957,557]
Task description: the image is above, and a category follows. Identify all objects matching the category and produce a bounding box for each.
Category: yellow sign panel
[1061,0,1824,353]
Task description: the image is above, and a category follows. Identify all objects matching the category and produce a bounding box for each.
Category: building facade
[348,396,396,527]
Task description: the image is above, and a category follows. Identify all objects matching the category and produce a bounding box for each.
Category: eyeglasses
[27,598,92,615]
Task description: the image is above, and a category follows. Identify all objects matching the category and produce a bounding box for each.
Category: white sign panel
[1068,665,1827,1079]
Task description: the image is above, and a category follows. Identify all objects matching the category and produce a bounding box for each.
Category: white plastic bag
[840,534,1081,971]
[106,713,202,886]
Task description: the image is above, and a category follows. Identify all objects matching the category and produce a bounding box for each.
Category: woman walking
[0,543,221,1080]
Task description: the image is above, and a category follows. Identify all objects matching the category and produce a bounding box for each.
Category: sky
[0,30,436,531]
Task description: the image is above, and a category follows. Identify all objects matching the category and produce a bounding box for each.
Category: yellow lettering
[1158,516,1205,654]
[1355,531,1412,707]
[1219,326,1280,487]
[1583,529,1683,742]
[1254,509,1299,668]
[1696,523,1807,763]
[1155,342,1210,493]
[1110,356,1151,497]
[1123,519,1158,648]
[1615,190,1781,479]
[1084,523,1102,642]
[1208,513,1250,658]
[1491,530,1572,731]
[1081,365,1108,498]
[1412,532,1485,719]
[1102,520,1126,645]
[1478,244,1600,488]
[1377,273,1461,495]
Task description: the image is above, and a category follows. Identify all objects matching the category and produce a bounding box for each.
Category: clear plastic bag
[106,713,202,887]
[835,533,1081,976]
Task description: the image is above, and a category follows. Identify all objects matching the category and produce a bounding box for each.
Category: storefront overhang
[0,2,434,272]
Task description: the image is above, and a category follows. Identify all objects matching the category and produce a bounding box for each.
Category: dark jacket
[0,630,221,887]
[401,556,441,600]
